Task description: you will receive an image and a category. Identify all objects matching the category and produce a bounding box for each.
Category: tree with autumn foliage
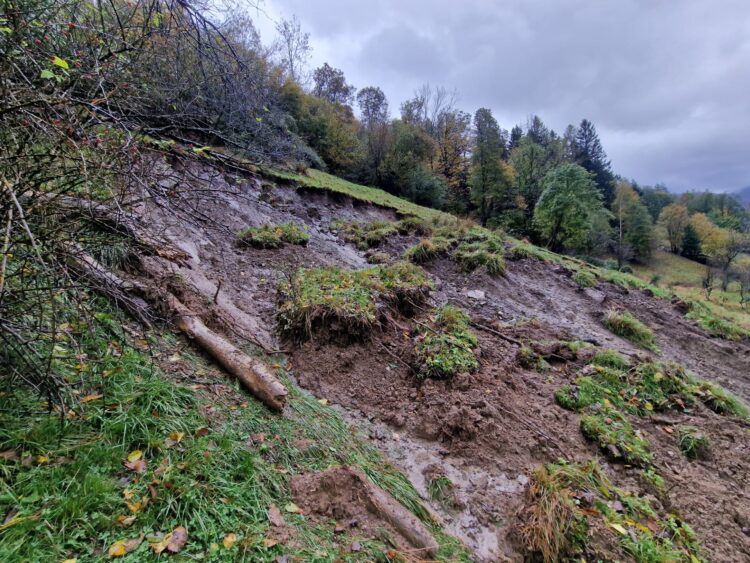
[658,203,690,254]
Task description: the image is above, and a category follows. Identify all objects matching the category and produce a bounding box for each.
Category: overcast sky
[252,0,750,193]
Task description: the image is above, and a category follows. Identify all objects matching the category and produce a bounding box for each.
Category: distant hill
[735,186,750,206]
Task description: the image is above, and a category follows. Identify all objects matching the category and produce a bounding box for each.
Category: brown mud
[132,160,750,561]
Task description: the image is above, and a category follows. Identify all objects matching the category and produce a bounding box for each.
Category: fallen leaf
[611,500,624,513]
[350,541,362,553]
[81,394,103,403]
[124,459,147,474]
[117,515,136,527]
[36,455,49,464]
[127,450,143,462]
[168,526,188,553]
[195,427,209,437]
[223,533,237,549]
[609,522,628,535]
[154,457,169,476]
[108,536,142,557]
[268,504,285,527]
[122,488,135,500]
[126,499,147,513]
[165,431,185,448]
[62,559,77,563]
[317,398,328,405]
[275,556,289,563]
[0,450,18,460]
[262,537,278,548]
[283,502,301,514]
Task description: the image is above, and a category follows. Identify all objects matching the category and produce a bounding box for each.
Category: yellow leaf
[36,455,49,464]
[168,431,185,443]
[262,538,279,548]
[123,489,134,500]
[108,541,127,557]
[223,532,237,549]
[284,502,301,514]
[609,522,628,535]
[644,402,654,411]
[117,515,136,527]
[317,398,328,405]
[52,56,69,70]
[81,394,102,403]
[62,559,77,563]
[127,450,143,462]
[653,372,664,382]
[210,543,220,552]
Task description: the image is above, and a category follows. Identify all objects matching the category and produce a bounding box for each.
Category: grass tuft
[276,262,432,342]
[413,306,479,379]
[603,309,658,351]
[678,426,711,461]
[519,460,703,562]
[238,221,309,248]
[580,407,652,466]
[574,270,597,289]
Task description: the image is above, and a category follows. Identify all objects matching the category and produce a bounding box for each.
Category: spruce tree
[681,223,704,262]
[575,119,615,205]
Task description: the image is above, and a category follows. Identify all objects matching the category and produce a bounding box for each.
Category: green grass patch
[413,306,479,379]
[263,168,452,222]
[404,237,451,264]
[0,301,467,562]
[591,349,630,370]
[238,222,309,249]
[276,262,432,342]
[519,460,702,562]
[574,270,597,289]
[516,346,550,372]
[331,219,398,250]
[685,300,750,341]
[580,407,652,466]
[603,309,659,351]
[678,426,710,461]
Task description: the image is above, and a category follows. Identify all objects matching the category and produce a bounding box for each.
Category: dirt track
[137,163,750,561]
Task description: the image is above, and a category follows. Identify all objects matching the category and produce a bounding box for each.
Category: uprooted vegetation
[556,353,748,468]
[237,222,309,249]
[413,305,479,379]
[405,226,507,276]
[603,309,659,351]
[519,460,703,562]
[276,262,432,342]
[331,216,432,250]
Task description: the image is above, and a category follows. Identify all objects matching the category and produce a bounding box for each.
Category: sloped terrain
[103,158,750,561]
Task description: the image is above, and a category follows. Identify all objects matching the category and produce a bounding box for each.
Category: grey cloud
[264,0,750,191]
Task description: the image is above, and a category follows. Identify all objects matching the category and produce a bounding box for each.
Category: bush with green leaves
[603,309,658,351]
[238,222,309,248]
[276,262,432,342]
[413,306,479,379]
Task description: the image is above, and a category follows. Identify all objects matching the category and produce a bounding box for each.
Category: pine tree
[508,125,523,152]
[575,119,615,205]
[681,224,703,262]
[470,108,513,224]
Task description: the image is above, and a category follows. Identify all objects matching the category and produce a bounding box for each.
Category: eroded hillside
[107,155,750,562]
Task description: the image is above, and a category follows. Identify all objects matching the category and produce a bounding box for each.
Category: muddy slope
[135,161,750,561]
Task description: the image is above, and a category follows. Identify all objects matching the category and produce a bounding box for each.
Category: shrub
[414,305,479,379]
[277,262,432,342]
[678,426,710,460]
[574,270,597,289]
[238,222,309,249]
[603,309,658,351]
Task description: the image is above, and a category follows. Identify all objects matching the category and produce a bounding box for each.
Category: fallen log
[63,245,287,412]
[164,293,287,411]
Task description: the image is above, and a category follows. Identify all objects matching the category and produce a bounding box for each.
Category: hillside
[3,149,748,561]
[2,1,750,560]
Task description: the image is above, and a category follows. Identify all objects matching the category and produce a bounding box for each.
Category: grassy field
[0,299,466,562]
[262,168,453,222]
[632,250,750,333]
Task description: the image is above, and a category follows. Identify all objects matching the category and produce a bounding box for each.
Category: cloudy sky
[252,0,750,192]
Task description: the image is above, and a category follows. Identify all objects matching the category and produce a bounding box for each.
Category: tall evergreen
[681,224,704,262]
[470,108,513,224]
[575,119,615,205]
[508,125,523,152]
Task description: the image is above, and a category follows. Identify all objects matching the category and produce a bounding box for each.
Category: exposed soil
[131,159,750,561]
